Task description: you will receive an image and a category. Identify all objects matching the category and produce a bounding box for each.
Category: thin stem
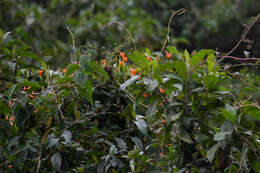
[216,14,260,65]
[161,9,185,54]
[36,147,42,173]
[66,27,76,62]
[111,22,136,51]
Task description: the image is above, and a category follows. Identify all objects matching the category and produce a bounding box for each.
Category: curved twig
[161,8,185,54]
[110,22,136,51]
[219,56,260,61]
[216,14,260,64]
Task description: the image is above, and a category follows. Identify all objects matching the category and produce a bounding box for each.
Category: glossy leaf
[120,75,140,90]
[51,152,62,171]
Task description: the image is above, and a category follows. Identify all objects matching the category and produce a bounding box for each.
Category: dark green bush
[0,30,259,172]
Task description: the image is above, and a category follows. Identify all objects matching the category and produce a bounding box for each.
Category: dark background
[0,0,259,64]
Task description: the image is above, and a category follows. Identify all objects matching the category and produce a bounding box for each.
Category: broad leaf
[65,64,80,76]
[120,75,140,90]
[145,99,159,119]
[51,152,62,171]
[128,51,149,70]
[115,137,127,151]
[207,143,220,163]
[247,110,260,121]
[214,132,232,141]
[176,127,193,144]
[135,119,148,136]
[167,46,182,60]
[61,130,72,144]
[222,103,236,123]
[191,49,213,68]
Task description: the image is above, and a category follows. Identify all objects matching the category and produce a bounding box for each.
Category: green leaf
[147,79,158,92]
[176,127,193,144]
[128,51,149,70]
[157,63,175,73]
[131,137,143,150]
[213,90,230,95]
[207,54,216,73]
[222,109,236,123]
[184,50,190,69]
[214,132,232,141]
[145,99,159,119]
[79,54,92,71]
[166,46,182,60]
[120,75,140,90]
[0,101,10,114]
[85,80,93,104]
[8,84,17,101]
[61,130,72,144]
[137,78,158,92]
[2,32,12,45]
[74,71,88,85]
[115,137,127,151]
[51,152,62,171]
[0,119,11,131]
[207,143,220,163]
[89,60,109,80]
[19,51,47,70]
[21,80,41,89]
[191,49,213,68]
[191,87,204,93]
[135,118,148,136]
[247,110,260,121]
[65,64,80,76]
[163,74,184,84]
[172,61,187,78]
[222,103,236,123]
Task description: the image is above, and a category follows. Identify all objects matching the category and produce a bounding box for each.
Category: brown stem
[160,9,185,54]
[216,14,260,65]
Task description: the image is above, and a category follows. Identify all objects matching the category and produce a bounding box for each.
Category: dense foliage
[0,30,260,172]
[1,0,260,172]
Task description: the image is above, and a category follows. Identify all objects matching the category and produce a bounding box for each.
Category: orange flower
[120,52,125,58]
[130,67,137,76]
[166,51,172,59]
[123,57,128,62]
[162,119,166,124]
[138,72,142,80]
[62,68,67,73]
[159,88,165,94]
[143,94,149,97]
[8,165,12,168]
[146,56,152,61]
[27,86,31,90]
[38,70,43,76]
[119,60,124,67]
[120,52,128,62]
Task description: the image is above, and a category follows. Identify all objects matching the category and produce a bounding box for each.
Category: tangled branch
[216,14,260,64]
